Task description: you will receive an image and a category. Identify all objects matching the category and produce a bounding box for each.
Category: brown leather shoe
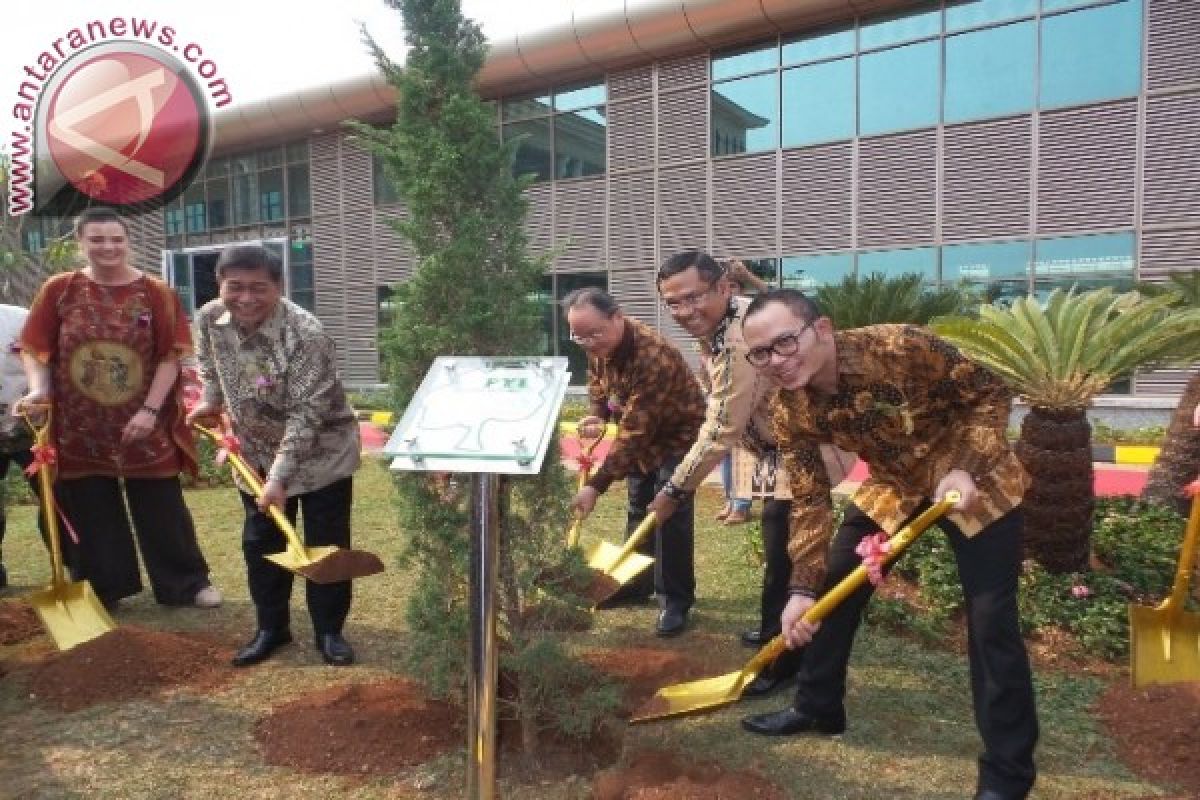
[714,503,732,521]
[723,510,750,525]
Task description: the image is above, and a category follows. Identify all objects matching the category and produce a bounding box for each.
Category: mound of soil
[1093,680,1200,797]
[0,600,43,645]
[256,679,462,776]
[580,647,718,717]
[29,626,233,711]
[593,748,787,800]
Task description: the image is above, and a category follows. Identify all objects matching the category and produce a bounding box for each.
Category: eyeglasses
[569,330,605,345]
[744,324,813,368]
[661,282,718,313]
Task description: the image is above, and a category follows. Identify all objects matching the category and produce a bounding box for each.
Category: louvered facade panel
[1136,368,1194,396]
[523,184,554,256]
[311,133,340,161]
[610,65,653,99]
[857,130,937,248]
[657,87,708,164]
[339,137,374,212]
[553,178,607,272]
[1036,102,1136,233]
[128,209,166,274]
[658,54,708,89]
[608,172,656,270]
[608,267,658,328]
[609,98,654,173]
[1143,92,1200,227]
[311,216,348,374]
[712,153,778,257]
[342,276,381,385]
[658,163,709,257]
[310,153,342,218]
[373,207,413,283]
[1138,226,1200,282]
[659,316,702,372]
[781,143,853,253]
[1146,0,1200,91]
[942,117,1032,241]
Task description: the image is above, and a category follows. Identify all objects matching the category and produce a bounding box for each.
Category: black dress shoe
[740,629,780,648]
[655,608,687,637]
[316,633,355,666]
[974,790,1021,800]
[740,707,846,736]
[231,629,293,667]
[741,670,796,698]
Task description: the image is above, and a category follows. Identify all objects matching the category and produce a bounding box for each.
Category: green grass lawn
[0,458,1166,798]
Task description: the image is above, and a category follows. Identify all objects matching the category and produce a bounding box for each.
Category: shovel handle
[609,511,658,570]
[193,425,310,560]
[24,411,68,590]
[1162,490,1200,613]
[749,492,961,672]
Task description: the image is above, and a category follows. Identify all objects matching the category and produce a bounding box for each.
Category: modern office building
[19,0,1200,397]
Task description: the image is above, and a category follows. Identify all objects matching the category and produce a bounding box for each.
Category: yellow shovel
[584,512,658,608]
[26,412,116,650]
[565,426,607,549]
[194,425,385,583]
[630,492,960,723]
[1129,482,1200,689]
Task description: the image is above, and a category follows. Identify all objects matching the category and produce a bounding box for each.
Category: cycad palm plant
[932,288,1200,572]
[815,272,977,329]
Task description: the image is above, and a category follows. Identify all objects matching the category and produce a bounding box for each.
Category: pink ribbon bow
[855,531,892,587]
[24,443,57,477]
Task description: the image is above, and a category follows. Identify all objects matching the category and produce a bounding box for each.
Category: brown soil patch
[580,647,717,717]
[28,625,233,711]
[593,748,787,800]
[256,678,461,776]
[1093,680,1200,798]
[296,548,385,583]
[585,573,624,607]
[0,600,43,645]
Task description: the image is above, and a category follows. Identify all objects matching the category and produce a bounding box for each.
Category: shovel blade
[30,581,117,651]
[265,546,386,584]
[631,668,757,723]
[1129,604,1200,688]
[587,541,655,576]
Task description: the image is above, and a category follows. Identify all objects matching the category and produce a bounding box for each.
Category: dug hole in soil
[26,625,234,711]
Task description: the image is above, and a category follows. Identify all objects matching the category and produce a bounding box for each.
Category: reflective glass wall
[711,0,1142,154]
[501,80,607,182]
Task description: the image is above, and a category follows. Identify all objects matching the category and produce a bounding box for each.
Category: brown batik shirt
[772,324,1028,593]
[585,317,706,493]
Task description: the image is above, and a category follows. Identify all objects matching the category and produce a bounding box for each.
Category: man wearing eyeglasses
[564,287,706,636]
[646,251,849,692]
[738,289,1039,800]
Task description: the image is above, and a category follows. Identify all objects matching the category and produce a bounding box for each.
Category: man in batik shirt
[739,288,1039,800]
[565,287,705,636]
[188,244,360,668]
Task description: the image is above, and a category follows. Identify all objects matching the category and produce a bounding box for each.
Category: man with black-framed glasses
[739,288,1039,800]
[563,287,706,636]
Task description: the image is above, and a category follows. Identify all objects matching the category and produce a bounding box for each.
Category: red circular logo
[45,50,205,205]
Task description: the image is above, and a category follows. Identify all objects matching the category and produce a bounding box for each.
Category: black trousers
[0,449,47,563]
[56,476,211,606]
[792,503,1038,797]
[623,457,695,613]
[758,497,804,678]
[239,476,353,636]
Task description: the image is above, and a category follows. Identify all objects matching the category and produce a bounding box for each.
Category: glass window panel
[233,172,259,225]
[258,147,283,169]
[943,240,1032,305]
[859,2,941,50]
[285,140,309,163]
[711,73,779,155]
[945,0,1037,31]
[1042,0,1103,10]
[857,246,938,281]
[555,81,605,112]
[231,154,257,175]
[783,27,855,66]
[287,164,310,216]
[554,107,606,178]
[503,93,552,121]
[184,184,206,233]
[859,40,940,135]
[782,57,856,147]
[202,156,228,178]
[555,272,607,385]
[712,42,778,81]
[259,168,284,222]
[1040,0,1142,109]
[738,257,779,288]
[171,252,194,314]
[206,178,229,228]
[1033,231,1135,280]
[945,20,1036,123]
[372,155,400,204]
[23,227,45,252]
[782,252,855,290]
[504,118,552,182]
[164,205,184,236]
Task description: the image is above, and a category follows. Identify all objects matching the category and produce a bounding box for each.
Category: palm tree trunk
[1014,407,1094,573]
[1142,372,1200,516]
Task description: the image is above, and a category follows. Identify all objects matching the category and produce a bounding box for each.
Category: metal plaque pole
[467,472,500,800]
